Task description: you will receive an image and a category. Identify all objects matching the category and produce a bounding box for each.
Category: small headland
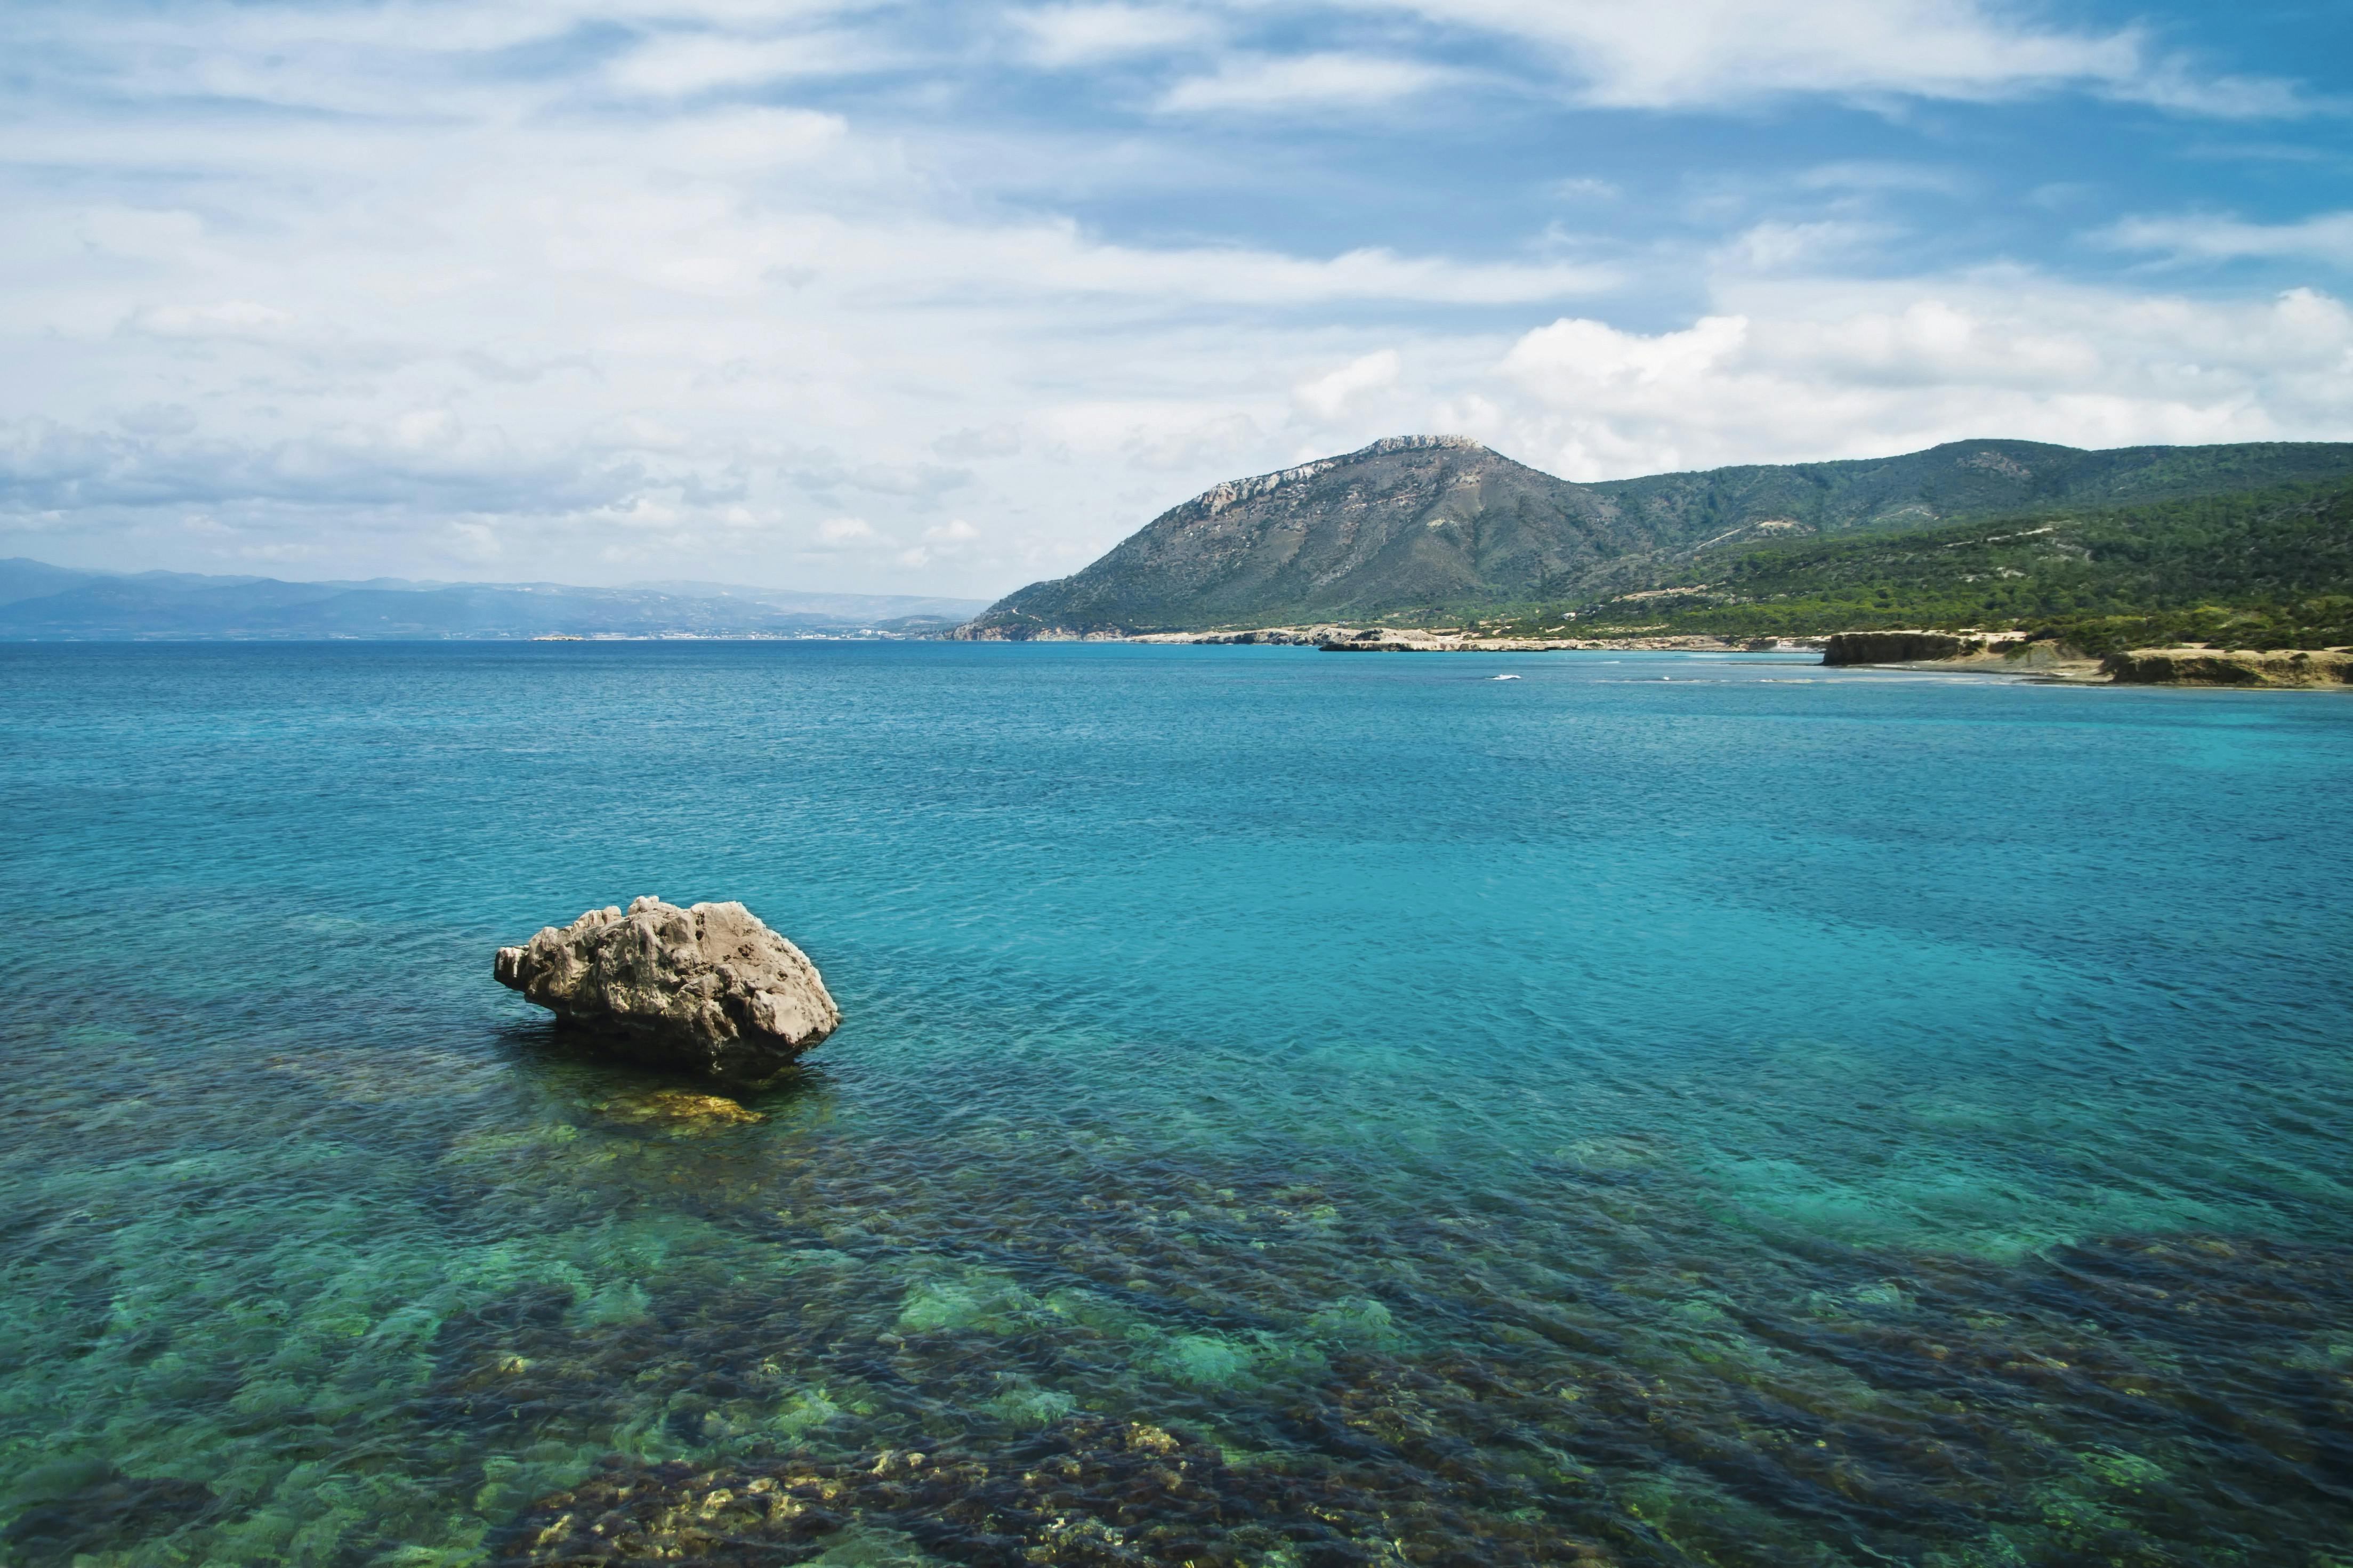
[1822,630,2099,679]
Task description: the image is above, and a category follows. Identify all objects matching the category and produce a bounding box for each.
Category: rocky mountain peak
[1190,434,1491,519]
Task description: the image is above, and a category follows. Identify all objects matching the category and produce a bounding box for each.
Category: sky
[3,0,2350,597]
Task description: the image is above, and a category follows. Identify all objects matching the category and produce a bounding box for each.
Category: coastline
[1817,633,2353,688]
[1125,626,1824,653]
[969,622,2353,688]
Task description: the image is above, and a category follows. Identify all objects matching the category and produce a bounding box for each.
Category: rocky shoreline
[962,621,2352,687]
[1176,625,2352,686]
[1815,632,2353,687]
[2098,646,2353,687]
[1127,626,1822,653]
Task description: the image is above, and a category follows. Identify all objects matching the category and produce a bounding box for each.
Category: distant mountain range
[0,561,988,640]
[954,435,2353,637]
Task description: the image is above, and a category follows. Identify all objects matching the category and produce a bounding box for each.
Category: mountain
[954,434,2353,636]
[0,563,987,640]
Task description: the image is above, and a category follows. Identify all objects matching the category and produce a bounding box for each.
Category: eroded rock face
[1822,631,1979,665]
[495,897,840,1084]
[2101,648,2353,687]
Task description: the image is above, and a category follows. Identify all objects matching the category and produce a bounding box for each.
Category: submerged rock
[502,1413,1614,1567]
[496,897,840,1084]
[592,1088,765,1128]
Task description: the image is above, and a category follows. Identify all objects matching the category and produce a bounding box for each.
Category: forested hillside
[1496,481,2353,652]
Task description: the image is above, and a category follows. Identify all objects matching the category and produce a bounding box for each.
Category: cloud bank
[1,0,2344,593]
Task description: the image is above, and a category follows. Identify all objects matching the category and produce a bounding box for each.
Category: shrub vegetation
[1487,482,2353,651]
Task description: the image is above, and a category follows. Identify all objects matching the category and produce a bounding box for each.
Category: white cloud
[126,300,297,340]
[2121,60,2317,119]
[979,230,1614,304]
[638,107,851,169]
[1722,220,1889,271]
[80,207,211,262]
[1294,349,1400,420]
[238,540,321,561]
[933,423,1024,459]
[1792,161,1968,195]
[2101,211,2353,266]
[844,462,973,497]
[1,0,2340,600]
[449,521,503,562]
[0,70,1608,588]
[1343,0,2304,115]
[1014,3,1216,66]
[888,518,984,567]
[1471,282,2353,481]
[1113,411,1266,473]
[0,413,643,520]
[1159,53,1458,113]
[392,409,462,450]
[607,29,885,95]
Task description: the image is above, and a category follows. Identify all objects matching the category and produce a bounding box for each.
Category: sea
[2,640,2349,1567]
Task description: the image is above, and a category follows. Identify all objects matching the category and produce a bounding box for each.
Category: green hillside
[1584,439,2353,539]
[1490,481,2353,652]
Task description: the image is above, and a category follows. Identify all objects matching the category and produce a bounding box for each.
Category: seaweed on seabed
[2,1463,224,1567]
[494,1413,1614,1567]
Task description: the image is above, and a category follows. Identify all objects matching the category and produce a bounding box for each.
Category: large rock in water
[495,897,840,1083]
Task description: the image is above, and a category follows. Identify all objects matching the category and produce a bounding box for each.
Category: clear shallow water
[2,642,2349,1568]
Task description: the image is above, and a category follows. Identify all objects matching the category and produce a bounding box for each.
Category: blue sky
[3,0,2349,594]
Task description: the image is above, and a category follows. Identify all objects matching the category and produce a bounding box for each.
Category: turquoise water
[2,642,2349,1567]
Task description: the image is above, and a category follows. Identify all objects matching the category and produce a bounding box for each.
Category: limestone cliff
[2101,648,2353,687]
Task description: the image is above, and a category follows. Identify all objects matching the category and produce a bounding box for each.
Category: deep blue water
[2,641,2349,1567]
